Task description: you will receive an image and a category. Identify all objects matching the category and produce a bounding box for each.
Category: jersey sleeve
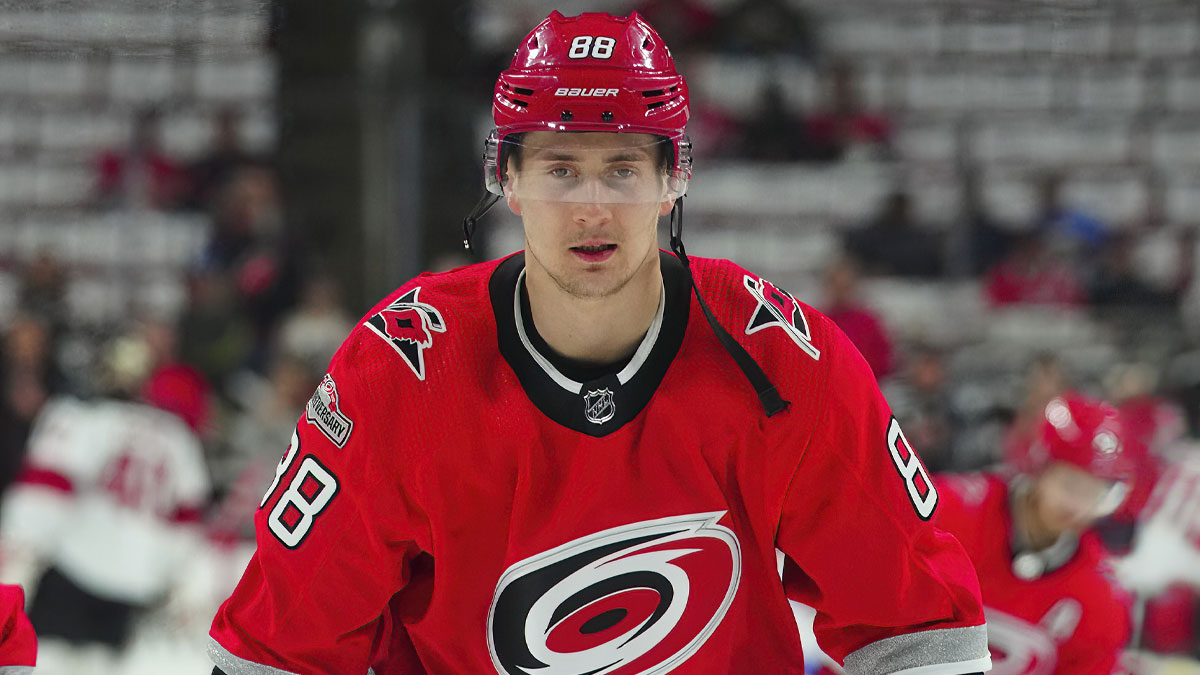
[169,424,211,517]
[209,329,429,675]
[0,584,36,668]
[1057,567,1131,675]
[0,397,89,560]
[775,328,990,675]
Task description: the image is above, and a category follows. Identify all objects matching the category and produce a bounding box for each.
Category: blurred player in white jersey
[0,338,210,675]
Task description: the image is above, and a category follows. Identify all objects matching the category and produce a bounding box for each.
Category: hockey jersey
[0,584,35,670]
[1,397,210,605]
[934,473,1130,675]
[210,252,989,675]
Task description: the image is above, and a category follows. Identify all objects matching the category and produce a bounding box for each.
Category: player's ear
[658,198,676,217]
[503,166,523,216]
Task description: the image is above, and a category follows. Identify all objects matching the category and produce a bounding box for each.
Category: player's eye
[611,167,636,179]
[549,167,574,179]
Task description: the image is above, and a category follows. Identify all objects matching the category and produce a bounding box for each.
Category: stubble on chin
[546,264,630,299]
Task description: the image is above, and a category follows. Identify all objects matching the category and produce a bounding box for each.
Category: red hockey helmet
[485,11,692,200]
[1027,392,1133,515]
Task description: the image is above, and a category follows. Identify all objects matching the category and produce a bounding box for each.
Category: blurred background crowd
[1,0,1199,672]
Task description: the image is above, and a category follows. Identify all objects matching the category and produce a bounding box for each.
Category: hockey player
[935,392,1133,674]
[209,11,991,674]
[0,350,211,673]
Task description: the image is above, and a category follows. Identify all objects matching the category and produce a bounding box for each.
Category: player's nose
[571,201,613,227]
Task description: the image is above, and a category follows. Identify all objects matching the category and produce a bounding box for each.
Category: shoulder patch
[305,374,354,447]
[365,287,446,380]
[742,275,819,361]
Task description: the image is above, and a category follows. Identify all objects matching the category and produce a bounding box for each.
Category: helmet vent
[642,37,653,49]
[497,91,529,109]
[646,95,683,110]
[641,89,666,97]
[512,86,534,96]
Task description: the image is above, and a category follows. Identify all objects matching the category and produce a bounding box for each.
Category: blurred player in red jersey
[209,11,990,675]
[936,392,1134,674]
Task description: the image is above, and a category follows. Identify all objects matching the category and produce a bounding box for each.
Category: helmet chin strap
[669,196,789,417]
[462,192,502,251]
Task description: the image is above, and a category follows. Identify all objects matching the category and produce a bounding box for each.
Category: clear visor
[1093,481,1129,518]
[485,131,688,204]
[1043,463,1129,519]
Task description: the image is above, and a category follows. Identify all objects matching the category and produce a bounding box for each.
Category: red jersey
[935,473,1130,675]
[0,584,35,669]
[210,253,988,675]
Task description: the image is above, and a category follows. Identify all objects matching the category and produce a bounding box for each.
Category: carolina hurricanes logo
[487,512,741,675]
[742,276,819,361]
[365,287,446,380]
[984,601,1085,675]
[985,609,1057,675]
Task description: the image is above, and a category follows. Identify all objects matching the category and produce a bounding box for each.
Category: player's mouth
[570,243,617,263]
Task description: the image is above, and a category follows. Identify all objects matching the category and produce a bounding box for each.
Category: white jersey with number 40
[0,396,210,605]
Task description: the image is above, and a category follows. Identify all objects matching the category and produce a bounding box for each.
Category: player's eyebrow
[604,152,650,163]
[527,150,652,163]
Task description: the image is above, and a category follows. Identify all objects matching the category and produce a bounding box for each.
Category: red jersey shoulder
[303,259,501,449]
[1053,533,1133,653]
[689,256,832,367]
[0,584,36,666]
[339,257,503,383]
[1076,533,1134,613]
[936,473,1006,517]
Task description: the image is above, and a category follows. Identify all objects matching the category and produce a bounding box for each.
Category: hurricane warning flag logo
[487,512,741,675]
[743,275,819,361]
[365,287,446,380]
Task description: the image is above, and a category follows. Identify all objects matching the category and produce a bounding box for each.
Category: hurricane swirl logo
[983,609,1058,675]
[487,512,740,675]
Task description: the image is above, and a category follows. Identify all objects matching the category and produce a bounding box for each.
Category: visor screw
[601,111,614,122]
[560,110,573,121]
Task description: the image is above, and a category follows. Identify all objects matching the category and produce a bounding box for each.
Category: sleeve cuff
[843,624,992,675]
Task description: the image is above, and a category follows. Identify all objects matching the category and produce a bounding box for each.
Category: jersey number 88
[260,429,341,548]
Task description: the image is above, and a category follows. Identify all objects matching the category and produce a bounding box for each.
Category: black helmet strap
[669,196,789,417]
[462,192,502,251]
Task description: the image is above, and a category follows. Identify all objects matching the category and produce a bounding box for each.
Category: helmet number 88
[569,36,616,59]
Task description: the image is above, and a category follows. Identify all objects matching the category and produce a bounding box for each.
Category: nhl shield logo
[583,388,615,425]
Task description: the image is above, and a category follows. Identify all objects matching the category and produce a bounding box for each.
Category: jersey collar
[489,251,690,437]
